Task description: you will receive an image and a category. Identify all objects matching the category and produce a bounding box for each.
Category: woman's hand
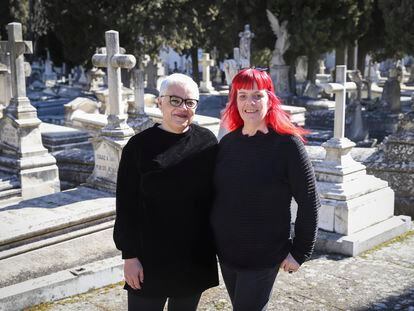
[124,258,144,289]
[280,253,300,273]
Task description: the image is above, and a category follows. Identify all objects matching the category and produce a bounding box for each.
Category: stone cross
[199,53,215,93]
[320,65,356,139]
[200,53,214,85]
[0,23,33,115]
[92,30,136,137]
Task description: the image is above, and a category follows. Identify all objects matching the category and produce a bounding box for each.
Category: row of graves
[0,22,412,309]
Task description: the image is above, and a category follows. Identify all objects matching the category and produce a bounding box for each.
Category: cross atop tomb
[320,65,356,139]
[0,23,33,112]
[92,30,136,137]
[199,53,215,93]
[199,53,214,85]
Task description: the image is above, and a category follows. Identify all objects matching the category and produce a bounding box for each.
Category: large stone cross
[199,53,215,93]
[0,23,33,116]
[92,30,136,137]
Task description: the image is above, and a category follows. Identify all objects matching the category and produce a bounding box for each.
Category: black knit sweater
[211,128,320,269]
[114,124,219,297]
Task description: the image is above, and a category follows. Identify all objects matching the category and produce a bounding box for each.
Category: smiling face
[158,83,197,133]
[236,83,269,129]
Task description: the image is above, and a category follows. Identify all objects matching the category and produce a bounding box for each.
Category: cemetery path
[28,226,414,311]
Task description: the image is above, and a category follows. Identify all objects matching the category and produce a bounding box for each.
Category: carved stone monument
[314,65,411,256]
[267,9,291,97]
[0,22,60,199]
[86,30,136,193]
[239,24,255,67]
[199,53,215,93]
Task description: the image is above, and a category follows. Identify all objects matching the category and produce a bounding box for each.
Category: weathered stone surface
[25,228,414,310]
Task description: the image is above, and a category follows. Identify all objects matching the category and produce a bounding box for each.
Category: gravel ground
[28,229,414,311]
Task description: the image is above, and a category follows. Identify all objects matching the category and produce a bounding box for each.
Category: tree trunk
[358,48,367,77]
[307,54,317,83]
[335,44,348,66]
[347,41,358,70]
[190,47,200,85]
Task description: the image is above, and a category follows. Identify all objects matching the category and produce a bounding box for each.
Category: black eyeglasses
[160,95,199,109]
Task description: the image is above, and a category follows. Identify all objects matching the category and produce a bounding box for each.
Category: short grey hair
[159,73,199,99]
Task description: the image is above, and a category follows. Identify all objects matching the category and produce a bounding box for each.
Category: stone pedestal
[200,80,215,93]
[0,109,60,199]
[270,65,290,97]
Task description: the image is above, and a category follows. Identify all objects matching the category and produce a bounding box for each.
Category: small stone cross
[320,65,356,139]
[199,53,214,85]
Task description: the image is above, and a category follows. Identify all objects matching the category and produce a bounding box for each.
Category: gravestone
[381,68,401,113]
[43,49,57,86]
[127,68,154,132]
[199,53,215,93]
[366,110,414,217]
[314,65,411,256]
[86,30,136,193]
[0,22,60,199]
[144,59,157,90]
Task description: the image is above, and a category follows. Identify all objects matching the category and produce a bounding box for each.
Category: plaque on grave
[93,140,120,181]
[0,121,19,148]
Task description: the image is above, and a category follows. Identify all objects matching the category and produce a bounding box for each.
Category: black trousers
[220,261,279,311]
[127,291,202,311]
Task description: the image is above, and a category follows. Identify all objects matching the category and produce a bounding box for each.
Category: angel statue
[266,9,290,66]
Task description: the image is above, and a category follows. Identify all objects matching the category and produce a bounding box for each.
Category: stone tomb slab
[39,122,91,152]
[0,186,114,250]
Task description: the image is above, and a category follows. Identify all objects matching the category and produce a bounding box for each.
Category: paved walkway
[28,228,414,311]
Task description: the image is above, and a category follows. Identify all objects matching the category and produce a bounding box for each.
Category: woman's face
[158,83,197,133]
[236,83,269,128]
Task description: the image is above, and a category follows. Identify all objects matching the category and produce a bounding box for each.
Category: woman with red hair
[211,68,320,310]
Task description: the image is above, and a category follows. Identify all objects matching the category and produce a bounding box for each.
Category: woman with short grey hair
[114,73,219,311]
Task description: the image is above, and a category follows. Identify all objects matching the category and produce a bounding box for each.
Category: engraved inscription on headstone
[94,141,119,181]
[1,122,18,147]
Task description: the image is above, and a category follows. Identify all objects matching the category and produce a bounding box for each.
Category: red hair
[221,68,308,141]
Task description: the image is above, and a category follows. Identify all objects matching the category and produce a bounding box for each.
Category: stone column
[128,68,154,133]
[314,65,410,256]
[86,30,136,193]
[199,53,215,93]
[0,22,60,199]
